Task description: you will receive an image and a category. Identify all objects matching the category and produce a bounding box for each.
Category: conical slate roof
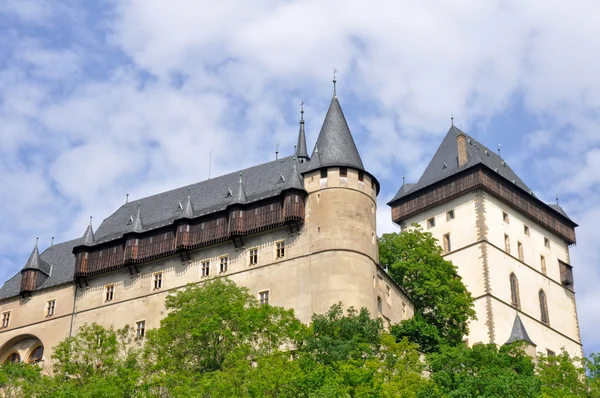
[296,107,309,161]
[233,173,248,205]
[183,194,194,218]
[505,313,536,346]
[307,96,364,171]
[21,240,51,275]
[129,204,144,233]
[80,219,95,246]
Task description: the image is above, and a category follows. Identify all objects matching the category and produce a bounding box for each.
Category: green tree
[143,278,304,395]
[587,352,600,397]
[379,226,475,351]
[537,350,588,398]
[0,362,46,398]
[423,342,540,398]
[49,323,142,397]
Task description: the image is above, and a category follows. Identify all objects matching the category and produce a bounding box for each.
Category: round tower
[297,92,384,319]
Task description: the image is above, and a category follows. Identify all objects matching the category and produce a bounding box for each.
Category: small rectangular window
[219,256,228,273]
[276,241,285,259]
[201,260,210,277]
[503,212,509,223]
[377,296,383,312]
[446,209,455,221]
[136,320,146,339]
[104,285,115,302]
[259,290,269,305]
[249,248,258,266]
[153,272,163,290]
[517,242,524,262]
[46,300,56,317]
[427,217,435,229]
[358,171,364,182]
[504,234,510,253]
[1,312,10,329]
[443,233,451,253]
[541,255,547,274]
[544,237,550,248]
[320,169,327,179]
[524,225,530,236]
[547,349,556,357]
[339,167,347,177]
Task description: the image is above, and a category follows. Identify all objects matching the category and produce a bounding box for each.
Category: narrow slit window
[517,242,524,262]
[504,234,510,253]
[544,237,550,248]
[339,167,347,178]
[446,209,455,221]
[320,169,327,179]
[104,285,115,302]
[539,289,549,325]
[510,273,520,309]
[541,255,547,274]
[443,233,451,253]
[427,217,435,229]
[1,312,10,329]
[524,225,530,236]
[503,212,510,223]
[358,171,364,182]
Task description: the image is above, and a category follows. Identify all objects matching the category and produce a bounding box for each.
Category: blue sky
[1,0,599,355]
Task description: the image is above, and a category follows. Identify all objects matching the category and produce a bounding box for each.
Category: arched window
[509,273,520,309]
[27,345,43,364]
[539,290,549,325]
[5,352,20,364]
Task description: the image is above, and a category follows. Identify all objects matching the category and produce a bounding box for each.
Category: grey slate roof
[505,313,536,346]
[390,126,531,204]
[0,239,78,300]
[306,96,365,172]
[548,203,572,221]
[80,223,95,246]
[296,110,309,160]
[93,156,307,244]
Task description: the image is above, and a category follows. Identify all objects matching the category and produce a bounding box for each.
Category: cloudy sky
[1,0,599,354]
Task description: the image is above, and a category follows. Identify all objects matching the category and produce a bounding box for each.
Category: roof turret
[183,189,194,218]
[505,313,536,346]
[80,217,95,246]
[21,238,51,275]
[296,102,309,162]
[233,173,247,205]
[128,203,144,233]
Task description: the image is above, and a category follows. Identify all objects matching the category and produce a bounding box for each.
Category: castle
[0,85,582,367]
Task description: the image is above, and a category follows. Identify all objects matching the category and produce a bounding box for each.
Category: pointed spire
[80,216,95,246]
[183,189,194,218]
[505,313,536,346]
[287,162,303,190]
[234,172,247,204]
[132,203,143,233]
[296,101,309,161]
[22,238,41,271]
[308,95,364,171]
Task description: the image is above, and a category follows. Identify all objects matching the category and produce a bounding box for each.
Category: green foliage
[537,349,589,398]
[0,362,46,397]
[587,352,600,397]
[424,342,540,398]
[379,226,476,351]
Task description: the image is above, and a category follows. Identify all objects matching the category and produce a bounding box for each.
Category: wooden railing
[74,192,305,278]
[391,167,576,245]
[20,270,37,293]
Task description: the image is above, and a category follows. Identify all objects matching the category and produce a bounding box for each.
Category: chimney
[457,132,468,167]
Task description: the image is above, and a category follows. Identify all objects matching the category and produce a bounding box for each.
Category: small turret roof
[296,106,309,161]
[306,96,364,172]
[183,193,194,218]
[80,218,95,246]
[21,240,51,276]
[505,313,536,346]
[233,173,248,205]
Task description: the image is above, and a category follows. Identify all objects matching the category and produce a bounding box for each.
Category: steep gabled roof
[21,241,51,276]
[505,313,536,346]
[306,96,364,172]
[390,126,531,204]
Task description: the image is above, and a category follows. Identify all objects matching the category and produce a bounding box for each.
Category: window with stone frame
[219,256,229,273]
[541,255,547,274]
[276,240,285,259]
[28,345,43,364]
[539,289,549,325]
[104,284,115,302]
[5,352,19,364]
[504,234,511,253]
[446,209,455,221]
[503,212,510,223]
[509,273,520,309]
[443,233,451,253]
[517,241,524,262]
[544,237,550,248]
[427,217,435,229]
[249,248,258,266]
[1,311,10,329]
[136,320,146,339]
[259,290,269,305]
[339,167,347,178]
[524,225,530,236]
[201,260,210,277]
[46,299,56,317]
[153,272,163,290]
